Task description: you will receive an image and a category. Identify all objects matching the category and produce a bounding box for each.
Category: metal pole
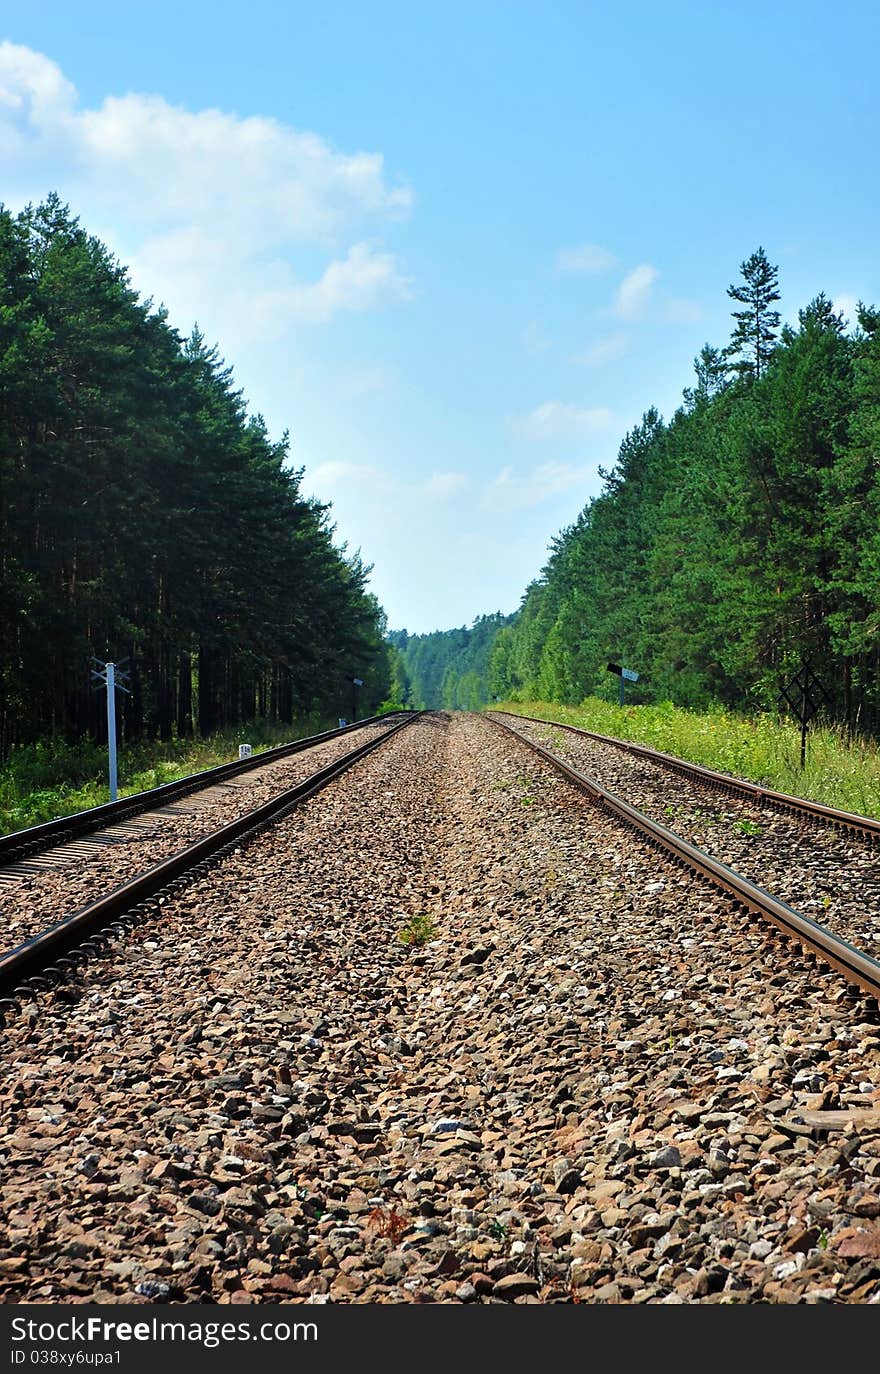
[106,661,118,801]
[619,675,625,708]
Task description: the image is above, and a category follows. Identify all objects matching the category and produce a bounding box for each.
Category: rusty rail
[489,714,880,1002]
[0,712,416,867]
[0,713,419,1003]
[490,710,880,842]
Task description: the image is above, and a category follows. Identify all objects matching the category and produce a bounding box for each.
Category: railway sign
[778,661,832,768]
[606,661,640,705]
[606,663,639,682]
[349,675,364,721]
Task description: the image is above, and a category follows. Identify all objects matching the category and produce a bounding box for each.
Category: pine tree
[0,197,395,756]
[684,343,729,407]
[724,247,781,380]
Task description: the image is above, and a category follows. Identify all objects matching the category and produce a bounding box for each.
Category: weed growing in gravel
[734,818,763,836]
[397,914,437,947]
[367,1206,407,1241]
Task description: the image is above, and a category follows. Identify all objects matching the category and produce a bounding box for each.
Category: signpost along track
[606,661,639,706]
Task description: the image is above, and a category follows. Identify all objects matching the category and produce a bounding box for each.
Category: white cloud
[308,463,469,505]
[614,263,658,319]
[511,400,613,442]
[261,242,412,325]
[556,242,617,274]
[0,42,413,340]
[488,460,601,508]
[573,333,627,366]
[307,462,472,508]
[833,294,860,329]
[0,42,76,146]
[425,471,469,499]
[602,261,700,326]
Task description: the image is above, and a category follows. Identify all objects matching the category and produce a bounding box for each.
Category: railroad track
[489,710,880,958]
[0,711,415,868]
[487,712,880,1005]
[0,712,419,1006]
[2,711,880,1307]
[490,709,880,842]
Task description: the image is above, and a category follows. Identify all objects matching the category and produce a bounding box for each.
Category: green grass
[0,715,338,837]
[397,913,438,947]
[490,697,880,820]
[734,818,763,837]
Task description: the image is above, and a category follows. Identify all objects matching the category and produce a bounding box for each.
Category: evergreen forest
[392,250,880,733]
[388,614,513,710]
[0,196,393,760]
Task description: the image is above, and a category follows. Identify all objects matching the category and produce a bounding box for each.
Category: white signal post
[91,658,130,801]
[106,662,118,800]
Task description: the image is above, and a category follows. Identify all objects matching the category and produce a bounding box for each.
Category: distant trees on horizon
[388,614,514,710]
[392,249,880,733]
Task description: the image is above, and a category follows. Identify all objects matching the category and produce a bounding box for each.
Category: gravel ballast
[0,721,396,950]
[1,712,879,1305]
[490,713,880,960]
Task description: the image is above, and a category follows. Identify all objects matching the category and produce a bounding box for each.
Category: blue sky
[3,2,878,632]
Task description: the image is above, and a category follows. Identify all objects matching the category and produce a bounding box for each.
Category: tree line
[0,196,392,759]
[385,248,880,730]
[488,249,880,729]
[387,613,513,709]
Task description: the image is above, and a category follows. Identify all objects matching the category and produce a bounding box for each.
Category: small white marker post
[106,662,118,800]
[91,657,130,801]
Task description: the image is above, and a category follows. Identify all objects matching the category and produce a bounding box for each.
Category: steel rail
[490,710,880,843]
[0,711,415,866]
[0,713,419,1001]
[489,714,880,1001]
